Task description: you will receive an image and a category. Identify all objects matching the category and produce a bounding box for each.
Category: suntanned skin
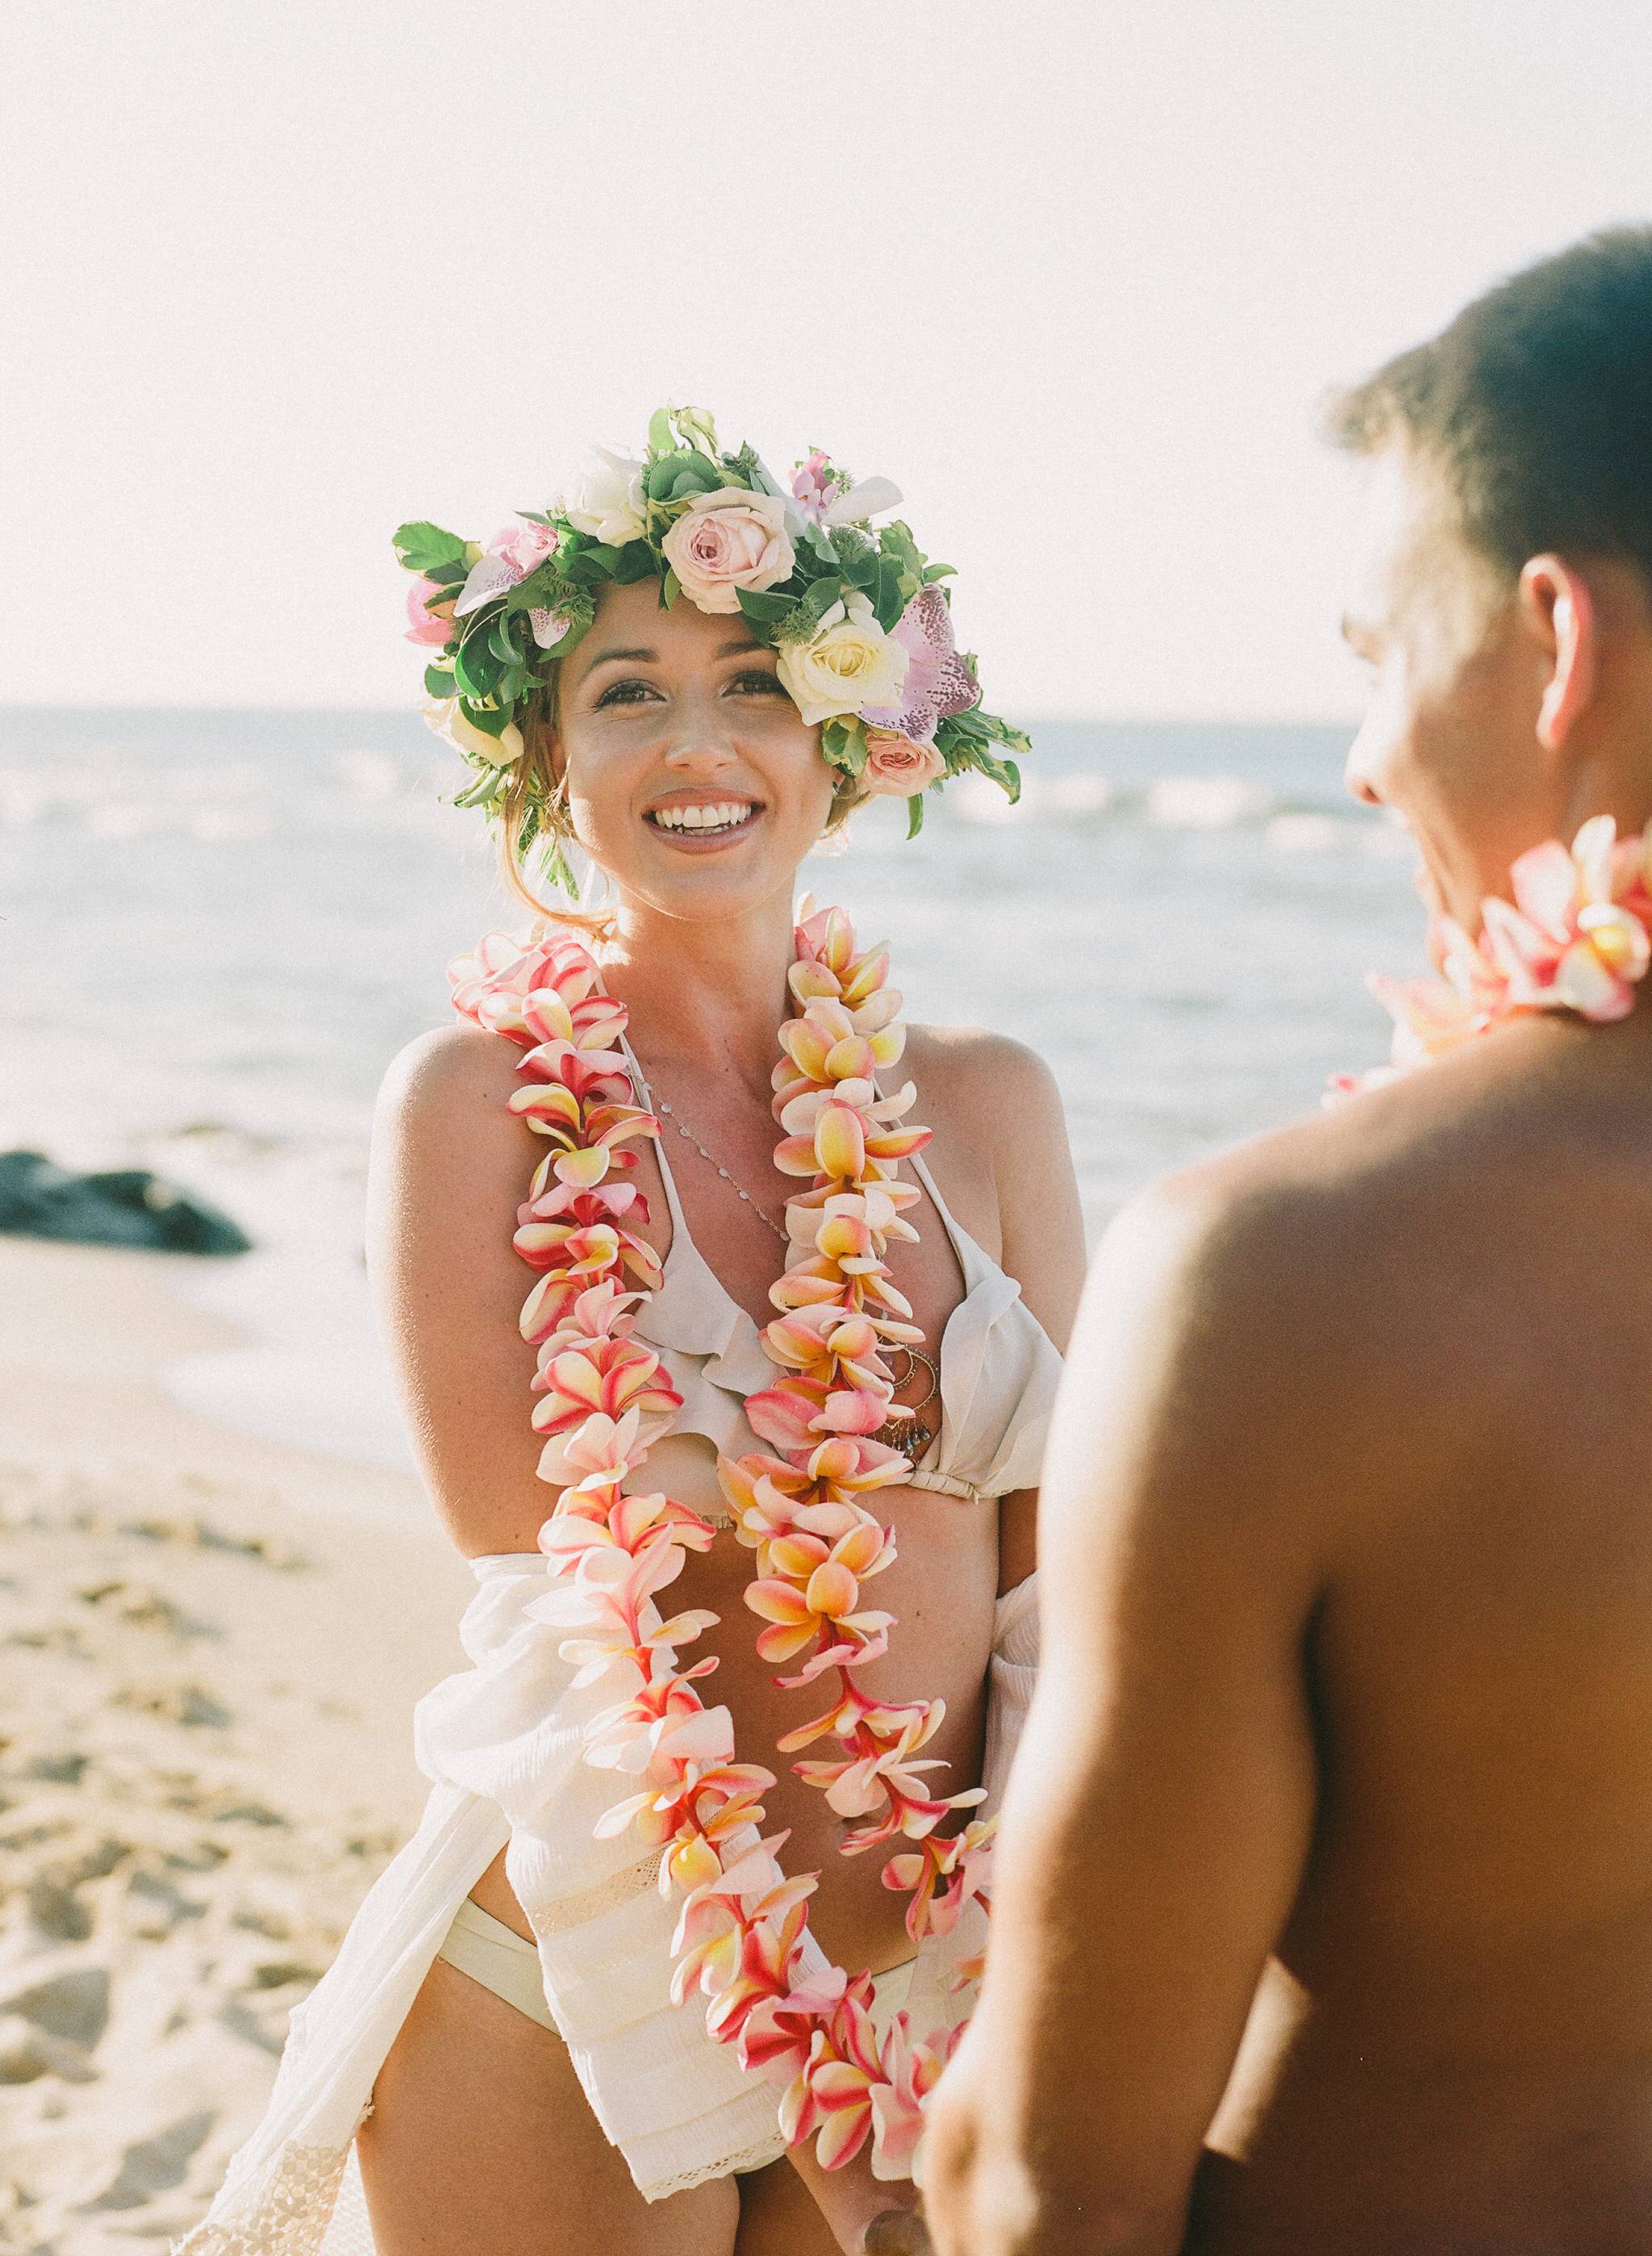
[355,580,1087,2256]
[924,438,1652,2254]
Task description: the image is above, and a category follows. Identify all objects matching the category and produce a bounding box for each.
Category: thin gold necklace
[641,1080,791,1244]
[635,1048,941,1456]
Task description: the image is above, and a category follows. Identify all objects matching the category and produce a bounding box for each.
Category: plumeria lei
[395,405,1028,892]
[1342,816,1652,1092]
[449,904,996,2180]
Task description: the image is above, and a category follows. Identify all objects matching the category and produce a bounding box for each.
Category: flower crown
[394,405,1028,892]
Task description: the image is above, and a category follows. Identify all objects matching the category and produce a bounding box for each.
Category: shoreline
[0,1235,472,2248]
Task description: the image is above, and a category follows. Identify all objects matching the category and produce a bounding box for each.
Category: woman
[177,411,1084,2256]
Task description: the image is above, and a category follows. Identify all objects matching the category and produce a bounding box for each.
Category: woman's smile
[640,788,766,850]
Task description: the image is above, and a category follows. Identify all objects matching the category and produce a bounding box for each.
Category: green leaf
[803,574,845,626]
[736,588,797,626]
[453,634,505,700]
[661,567,682,610]
[459,699,512,741]
[820,715,869,775]
[873,556,906,632]
[905,791,926,840]
[647,449,719,502]
[578,543,624,579]
[424,558,470,588]
[878,520,925,591]
[922,561,957,582]
[489,616,522,666]
[393,520,469,574]
[974,708,1032,760]
[423,665,456,698]
[648,407,674,456]
[613,542,658,585]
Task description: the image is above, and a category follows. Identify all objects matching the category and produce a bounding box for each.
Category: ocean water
[1,708,1419,1479]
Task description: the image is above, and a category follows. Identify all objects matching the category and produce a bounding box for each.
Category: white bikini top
[624,1046,1066,1510]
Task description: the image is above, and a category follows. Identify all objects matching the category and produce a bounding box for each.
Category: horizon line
[0,700,1362,732]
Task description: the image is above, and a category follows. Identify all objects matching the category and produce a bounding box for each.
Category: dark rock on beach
[0,1151,252,1255]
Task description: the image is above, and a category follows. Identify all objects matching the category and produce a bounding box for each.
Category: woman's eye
[728,670,785,696]
[594,679,660,708]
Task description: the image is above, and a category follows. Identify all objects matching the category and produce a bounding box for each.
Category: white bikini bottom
[436,1895,916,2173]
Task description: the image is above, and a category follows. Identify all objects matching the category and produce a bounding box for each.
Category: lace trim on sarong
[648,2130,789,2200]
[169,2136,353,2254]
[528,1845,665,1938]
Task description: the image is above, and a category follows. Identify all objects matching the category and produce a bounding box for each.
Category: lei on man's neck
[394,404,1029,893]
[450,904,991,2182]
[1344,816,1652,1093]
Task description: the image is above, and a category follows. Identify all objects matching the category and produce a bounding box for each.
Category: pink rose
[486,518,560,577]
[661,487,795,615]
[405,576,457,646]
[857,730,948,803]
[861,729,947,797]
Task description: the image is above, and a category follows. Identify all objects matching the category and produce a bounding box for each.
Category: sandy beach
[0,1236,471,2253]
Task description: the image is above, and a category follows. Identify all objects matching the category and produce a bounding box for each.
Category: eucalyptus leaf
[905,792,926,839]
[648,407,674,456]
[661,567,682,610]
[423,665,456,697]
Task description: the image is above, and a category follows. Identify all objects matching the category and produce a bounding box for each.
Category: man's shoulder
[1098,1034,1574,1446]
[1140,1026,1566,1293]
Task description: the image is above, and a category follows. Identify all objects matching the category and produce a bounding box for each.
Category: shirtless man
[923,228,1652,2254]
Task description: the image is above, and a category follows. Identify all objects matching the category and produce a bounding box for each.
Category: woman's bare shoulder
[904,1023,1067,1155]
[377,1019,523,1130]
[368,1022,552,1556]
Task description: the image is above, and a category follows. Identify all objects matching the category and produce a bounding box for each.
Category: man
[924,229,1652,2254]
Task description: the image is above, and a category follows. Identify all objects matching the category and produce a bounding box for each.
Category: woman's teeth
[648,800,755,834]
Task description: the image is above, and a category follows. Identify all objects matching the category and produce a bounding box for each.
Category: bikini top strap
[904,1142,978,1280]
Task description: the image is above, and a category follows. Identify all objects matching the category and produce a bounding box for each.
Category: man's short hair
[1327,226,1652,587]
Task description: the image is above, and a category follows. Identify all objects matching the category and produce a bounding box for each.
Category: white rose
[561,447,647,545]
[777,592,911,727]
[422,695,525,765]
[661,487,795,615]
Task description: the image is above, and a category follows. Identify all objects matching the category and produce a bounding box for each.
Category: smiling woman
[178,409,1087,2256]
[540,589,836,916]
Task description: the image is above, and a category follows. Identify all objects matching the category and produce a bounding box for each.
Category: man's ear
[1519,554,1596,753]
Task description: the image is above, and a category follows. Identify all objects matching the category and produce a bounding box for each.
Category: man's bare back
[1188,1012,1652,2251]
[923,228,1652,2255]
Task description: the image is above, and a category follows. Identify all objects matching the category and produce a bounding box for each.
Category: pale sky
[4,1,1649,721]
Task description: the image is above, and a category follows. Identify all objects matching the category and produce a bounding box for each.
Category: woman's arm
[364,1021,793,2202]
[970,1035,1088,1591]
[366,1020,579,1556]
